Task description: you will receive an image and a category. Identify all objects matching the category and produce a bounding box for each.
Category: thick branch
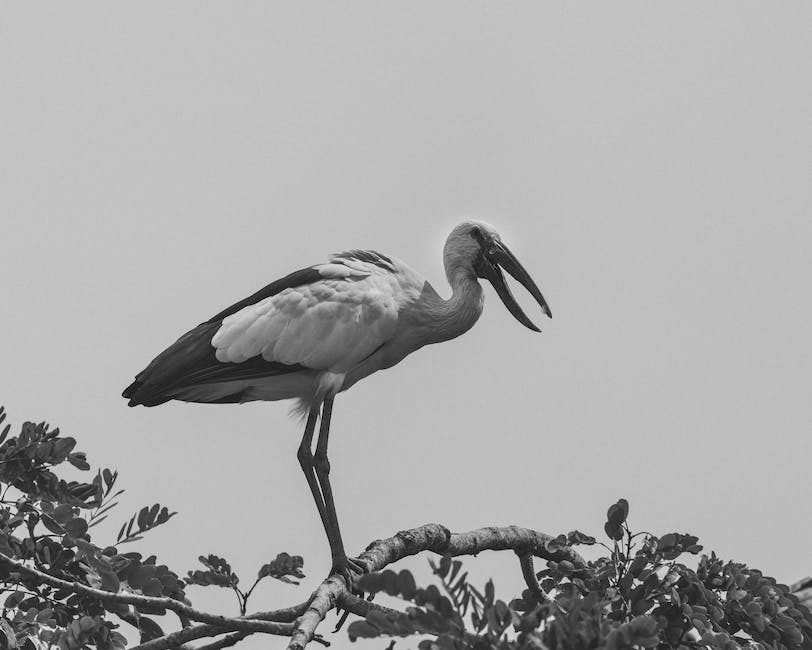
[183,631,248,650]
[287,523,585,650]
[288,575,345,650]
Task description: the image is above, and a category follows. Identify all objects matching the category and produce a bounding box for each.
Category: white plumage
[213,257,402,370]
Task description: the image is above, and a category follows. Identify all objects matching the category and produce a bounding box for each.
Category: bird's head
[444,221,552,331]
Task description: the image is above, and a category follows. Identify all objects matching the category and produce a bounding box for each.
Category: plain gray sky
[2,3,811,649]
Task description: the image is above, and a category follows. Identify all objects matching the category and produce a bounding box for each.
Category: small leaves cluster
[186,552,305,615]
[0,407,187,650]
[347,498,812,650]
[116,505,175,545]
[347,561,475,647]
[0,406,307,650]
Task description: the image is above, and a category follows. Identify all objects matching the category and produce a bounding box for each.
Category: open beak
[481,241,552,331]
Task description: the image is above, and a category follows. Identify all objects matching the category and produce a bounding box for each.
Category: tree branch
[0,523,585,650]
[516,551,547,600]
[359,524,584,571]
[129,604,311,650]
[0,551,297,637]
[131,620,295,650]
[181,631,248,650]
[287,523,585,650]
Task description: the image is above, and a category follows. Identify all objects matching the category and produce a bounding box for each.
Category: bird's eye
[470,227,485,245]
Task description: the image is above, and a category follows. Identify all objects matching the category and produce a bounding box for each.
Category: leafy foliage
[0,405,809,650]
[0,408,186,650]
[0,407,302,649]
[347,498,812,649]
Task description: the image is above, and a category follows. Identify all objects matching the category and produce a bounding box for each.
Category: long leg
[313,397,365,578]
[296,406,332,546]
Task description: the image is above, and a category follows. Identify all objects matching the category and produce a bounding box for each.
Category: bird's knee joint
[314,453,331,475]
[297,446,313,467]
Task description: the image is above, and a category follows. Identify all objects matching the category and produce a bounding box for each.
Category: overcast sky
[2,3,811,649]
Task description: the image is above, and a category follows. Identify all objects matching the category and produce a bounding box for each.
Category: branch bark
[287,523,585,650]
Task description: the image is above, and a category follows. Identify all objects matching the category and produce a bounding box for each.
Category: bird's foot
[330,554,367,589]
[330,555,369,632]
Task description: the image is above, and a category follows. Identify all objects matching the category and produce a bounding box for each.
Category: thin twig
[337,593,405,620]
[0,552,294,635]
[130,602,311,650]
[130,620,295,650]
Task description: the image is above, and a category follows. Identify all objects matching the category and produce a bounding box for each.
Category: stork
[122,221,551,581]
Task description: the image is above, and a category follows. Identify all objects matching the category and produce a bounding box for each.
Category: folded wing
[123,255,401,406]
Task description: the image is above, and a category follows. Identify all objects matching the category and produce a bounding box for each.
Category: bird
[122,221,551,581]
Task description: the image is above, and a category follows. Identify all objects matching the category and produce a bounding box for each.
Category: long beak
[484,242,552,331]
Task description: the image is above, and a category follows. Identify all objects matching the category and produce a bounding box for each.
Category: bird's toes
[330,555,368,588]
[330,556,370,632]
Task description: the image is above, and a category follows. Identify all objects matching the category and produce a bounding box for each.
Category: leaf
[64,518,88,539]
[448,560,462,585]
[567,530,597,546]
[35,608,53,624]
[628,555,648,578]
[0,533,13,557]
[137,507,149,531]
[128,563,157,589]
[52,504,74,525]
[78,615,95,633]
[436,555,451,579]
[347,620,381,641]
[68,452,90,471]
[142,578,163,597]
[41,514,64,535]
[659,533,676,550]
[100,568,120,593]
[0,619,16,650]
[4,592,25,609]
[397,570,417,600]
[604,521,624,541]
[258,552,304,584]
[606,498,629,527]
[51,437,77,462]
[138,617,164,642]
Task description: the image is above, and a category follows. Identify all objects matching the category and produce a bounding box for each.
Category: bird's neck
[429,271,484,343]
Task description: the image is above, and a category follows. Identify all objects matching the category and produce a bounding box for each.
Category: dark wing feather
[206,267,323,323]
[123,266,324,407]
[332,250,395,272]
[122,321,305,406]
